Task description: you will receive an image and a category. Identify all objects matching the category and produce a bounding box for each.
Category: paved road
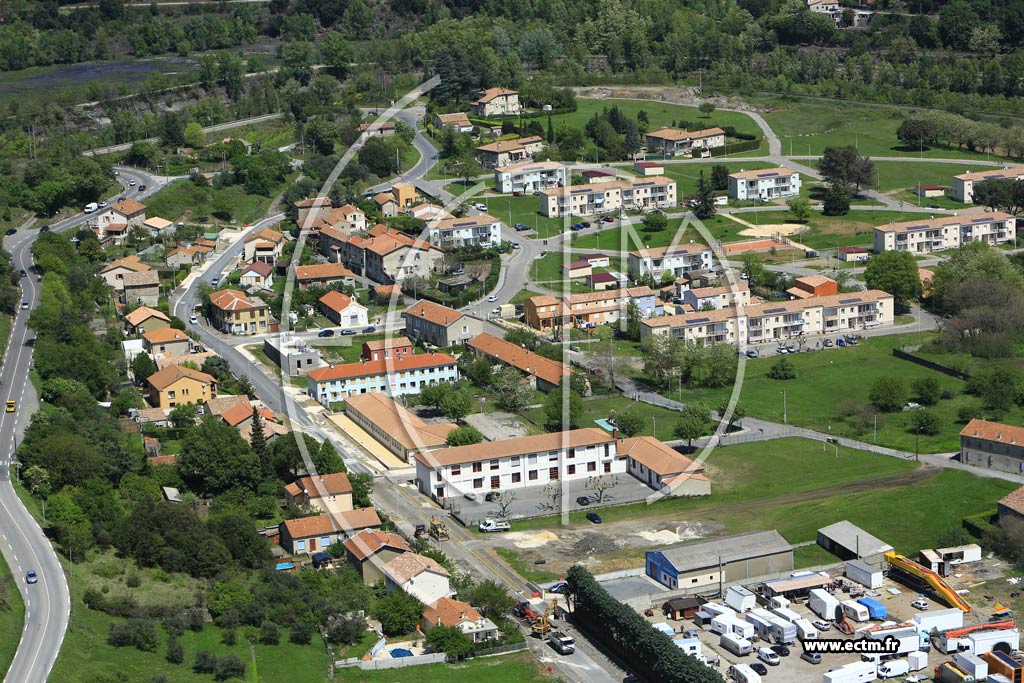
[0,166,165,683]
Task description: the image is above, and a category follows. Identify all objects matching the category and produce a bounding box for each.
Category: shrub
[166,635,184,665]
[259,621,280,645]
[911,377,941,406]
[869,377,907,413]
[222,628,237,646]
[290,621,313,645]
[214,654,246,681]
[907,409,940,436]
[768,356,797,380]
[193,650,217,674]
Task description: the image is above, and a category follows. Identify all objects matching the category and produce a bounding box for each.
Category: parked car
[745,350,758,359]
[317,329,335,337]
[513,191,523,197]
[474,203,487,211]
[581,221,591,228]
[800,652,821,665]
[25,569,37,585]
[340,329,357,335]
[5,228,16,236]
[464,491,477,501]
[836,338,846,347]
[512,242,520,249]
[750,663,768,676]
[362,326,376,333]
[98,201,107,208]
[911,599,929,610]
[576,496,590,506]
[770,645,790,657]
[39,225,50,232]
[487,295,498,302]
[514,223,529,231]
[586,512,602,524]
[549,581,568,594]
[812,620,831,631]
[823,339,834,347]
[211,276,220,286]
[776,347,788,354]
[757,647,780,666]
[602,216,614,223]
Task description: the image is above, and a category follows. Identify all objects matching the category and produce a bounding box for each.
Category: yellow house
[147,365,217,409]
[391,182,419,209]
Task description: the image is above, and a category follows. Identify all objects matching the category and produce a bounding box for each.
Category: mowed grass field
[567,214,747,251]
[521,395,687,442]
[661,160,776,198]
[739,209,927,250]
[346,652,555,683]
[554,98,764,139]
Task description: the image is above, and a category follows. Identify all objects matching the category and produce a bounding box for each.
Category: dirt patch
[574,532,624,556]
[572,86,779,113]
[635,530,683,544]
[505,530,559,549]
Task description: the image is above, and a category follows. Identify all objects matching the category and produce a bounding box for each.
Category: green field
[0,547,25,680]
[566,215,742,251]
[343,652,552,683]
[677,332,1017,453]
[662,161,776,198]
[556,98,764,140]
[735,209,927,250]
[144,178,279,225]
[472,194,565,238]
[528,251,623,283]
[892,190,964,210]
[521,395,686,442]
[873,161,984,193]
[759,95,1002,161]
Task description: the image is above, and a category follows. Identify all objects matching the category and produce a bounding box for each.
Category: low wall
[892,348,970,380]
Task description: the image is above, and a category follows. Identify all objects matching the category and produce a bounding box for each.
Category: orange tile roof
[472,87,518,104]
[147,365,215,390]
[873,211,1014,234]
[646,126,725,141]
[281,508,382,540]
[101,255,150,274]
[468,333,568,387]
[960,418,1024,445]
[295,197,332,208]
[122,270,160,288]
[112,198,146,215]
[345,393,456,450]
[318,290,357,313]
[220,403,275,427]
[147,454,178,466]
[209,289,267,312]
[125,306,169,326]
[142,328,190,345]
[287,471,353,497]
[296,263,355,281]
[372,191,396,206]
[205,395,251,417]
[343,529,410,561]
[403,299,463,327]
[1000,485,1024,516]
[415,428,613,468]
[363,337,412,352]
[618,436,703,477]
[954,168,1024,182]
[423,598,482,628]
[307,352,457,382]
[383,552,450,585]
[436,112,472,126]
[244,227,285,244]
[239,420,289,444]
[241,262,273,278]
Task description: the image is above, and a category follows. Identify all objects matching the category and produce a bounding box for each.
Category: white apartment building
[640,290,895,345]
[952,168,1024,203]
[728,167,802,201]
[494,160,567,194]
[679,283,751,310]
[645,127,726,157]
[628,243,713,281]
[428,214,502,248]
[306,352,459,406]
[539,176,677,218]
[872,212,1016,254]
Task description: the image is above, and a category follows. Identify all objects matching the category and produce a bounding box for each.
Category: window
[472,463,482,473]
[490,459,499,471]
[490,476,500,489]
[567,464,576,475]
[297,540,306,552]
[604,462,611,473]
[512,472,521,483]
[473,478,483,489]
[321,537,331,548]
[510,456,520,466]
[528,470,538,481]
[549,467,559,480]
[436,472,443,482]
[567,449,575,459]
[452,465,461,476]
[587,462,596,472]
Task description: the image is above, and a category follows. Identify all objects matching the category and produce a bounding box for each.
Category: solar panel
[908,225,927,229]
[972,217,991,223]
[756,172,780,178]
[764,307,786,314]
[687,317,710,324]
[839,298,861,304]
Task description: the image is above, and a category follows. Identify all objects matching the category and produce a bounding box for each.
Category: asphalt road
[0,166,165,682]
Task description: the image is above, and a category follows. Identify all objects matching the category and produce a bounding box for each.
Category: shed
[817,520,894,567]
[662,596,703,620]
[646,530,793,591]
[761,571,834,599]
[845,559,884,589]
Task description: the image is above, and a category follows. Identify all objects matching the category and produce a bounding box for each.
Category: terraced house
[402,300,482,347]
[644,127,726,157]
[872,212,1016,254]
[523,287,660,332]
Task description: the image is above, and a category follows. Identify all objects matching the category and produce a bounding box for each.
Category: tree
[740,252,766,289]
[544,387,584,431]
[897,117,933,150]
[586,474,619,503]
[214,654,246,681]
[864,250,921,310]
[641,211,668,232]
[290,621,313,645]
[710,165,729,191]
[693,170,716,219]
[717,400,746,430]
[818,146,875,196]
[541,482,562,510]
[908,409,941,436]
[425,625,474,659]
[184,122,206,149]
[768,356,797,380]
[624,120,642,155]
[350,472,373,508]
[699,102,716,118]
[249,407,267,460]
[787,197,811,222]
[469,580,514,618]
[491,367,535,412]
[869,377,907,413]
[177,417,260,495]
[131,353,157,383]
[673,404,711,448]
[372,589,422,636]
[911,377,942,406]
[615,407,646,437]
[439,388,473,420]
[492,491,517,518]
[166,634,184,664]
[169,403,199,428]
[446,425,483,446]
[822,184,850,216]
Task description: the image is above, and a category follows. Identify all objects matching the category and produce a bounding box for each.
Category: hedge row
[962,510,998,539]
[566,566,722,683]
[709,138,764,157]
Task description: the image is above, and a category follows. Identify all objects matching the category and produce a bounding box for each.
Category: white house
[422,598,499,643]
[306,352,459,406]
[470,88,521,117]
[872,212,1017,254]
[952,168,1024,203]
[728,167,801,201]
[627,244,713,281]
[494,160,567,194]
[428,214,502,248]
[383,552,454,606]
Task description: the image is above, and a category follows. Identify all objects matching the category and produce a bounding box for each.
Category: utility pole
[782,387,787,424]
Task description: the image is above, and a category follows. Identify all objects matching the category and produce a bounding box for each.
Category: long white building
[494,160,566,194]
[872,212,1016,254]
[539,177,677,218]
[428,214,502,248]
[728,167,801,201]
[952,168,1024,203]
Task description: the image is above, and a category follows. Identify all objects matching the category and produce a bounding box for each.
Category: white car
[189,315,198,325]
[487,295,498,302]
[473,203,487,211]
[812,619,831,631]
[20,301,29,310]
[128,180,136,186]
[756,648,780,666]
[911,599,929,610]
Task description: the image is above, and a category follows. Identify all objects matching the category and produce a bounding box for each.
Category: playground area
[717,213,812,255]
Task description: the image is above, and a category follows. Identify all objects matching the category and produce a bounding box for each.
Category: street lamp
[781,387,787,424]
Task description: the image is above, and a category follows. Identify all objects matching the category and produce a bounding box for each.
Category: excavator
[531,599,558,638]
[428,517,449,541]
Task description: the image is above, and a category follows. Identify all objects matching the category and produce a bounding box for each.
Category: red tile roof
[343,529,410,561]
[1000,486,1024,516]
[297,263,355,282]
[125,306,169,326]
[220,403,275,428]
[285,472,353,498]
[383,552,450,584]
[423,598,482,628]
[209,289,267,312]
[318,290,358,314]
[403,299,463,327]
[147,365,215,390]
[960,418,1024,445]
[468,333,568,387]
[307,352,457,382]
[112,198,146,215]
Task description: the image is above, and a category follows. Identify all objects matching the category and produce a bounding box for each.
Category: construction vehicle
[428,517,449,541]
[833,604,855,635]
[514,599,541,621]
[531,599,557,637]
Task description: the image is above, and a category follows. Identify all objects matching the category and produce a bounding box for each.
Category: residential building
[278,510,382,554]
[295,262,356,290]
[165,246,203,269]
[494,160,567,194]
[872,212,1016,254]
[124,306,170,335]
[679,283,751,311]
[960,419,1024,476]
[121,270,161,306]
[306,352,459,405]
[384,552,454,604]
[92,198,147,235]
[998,486,1024,526]
[410,203,453,222]
[100,255,151,288]
[428,215,502,248]
[147,365,217,409]
[640,290,895,345]
[645,127,726,158]
[414,429,625,502]
[263,335,321,376]
[294,197,333,225]
[619,436,711,497]
[362,337,413,361]
[142,328,192,358]
[422,598,499,643]
[470,87,521,117]
[142,216,173,234]
[807,0,841,25]
[372,191,399,217]
[284,472,353,515]
[646,531,793,591]
[523,287,660,332]
[239,262,274,289]
[341,232,444,285]
[243,228,287,264]
[838,246,871,263]
[344,393,456,462]
[914,185,946,198]
[467,333,569,393]
[220,403,275,430]
[634,161,665,176]
[390,182,418,210]
[357,120,396,137]
[344,530,410,585]
[563,260,593,279]
[314,204,367,234]
[728,167,802,201]
[786,275,838,300]
[434,112,474,133]
[208,289,271,336]
[402,300,483,347]
[475,136,545,168]
[204,395,251,419]
[952,168,1024,203]
[628,244,713,281]
[539,176,678,218]
[317,291,368,328]
[586,272,619,291]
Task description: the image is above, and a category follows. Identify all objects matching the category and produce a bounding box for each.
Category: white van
[84,202,98,214]
[756,647,780,666]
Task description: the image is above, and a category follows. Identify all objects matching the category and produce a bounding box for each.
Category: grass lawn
[891,189,965,210]
[759,95,1002,162]
[662,161,776,198]
[528,251,624,283]
[677,332,1014,453]
[521,395,684,442]
[733,209,925,250]
[144,178,278,226]
[568,215,727,251]
[343,651,554,682]
[494,548,562,584]
[873,161,981,193]
[0,546,25,680]
[509,289,543,306]
[472,194,565,239]
[556,99,763,140]
[311,332,388,364]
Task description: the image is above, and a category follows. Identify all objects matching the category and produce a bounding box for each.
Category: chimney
[612,428,618,440]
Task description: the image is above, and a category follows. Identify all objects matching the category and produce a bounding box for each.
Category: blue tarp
[857,597,887,620]
[389,648,413,658]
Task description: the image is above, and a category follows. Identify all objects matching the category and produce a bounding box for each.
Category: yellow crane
[531,598,557,637]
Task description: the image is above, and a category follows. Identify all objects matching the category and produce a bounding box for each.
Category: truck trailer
[727,663,761,683]
[726,586,757,613]
[721,632,753,657]
[771,606,803,624]
[935,661,976,683]
[952,652,987,679]
[823,659,877,683]
[795,618,819,641]
[810,589,841,620]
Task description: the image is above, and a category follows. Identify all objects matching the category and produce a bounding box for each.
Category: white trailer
[713,614,754,640]
[721,633,753,657]
[727,663,761,683]
[748,608,795,644]
[823,660,877,683]
[810,589,841,620]
[795,618,819,641]
[842,599,870,623]
[967,627,1020,656]
[768,595,790,610]
[877,659,909,679]
[907,651,928,672]
[673,636,702,658]
[772,606,803,624]
[745,610,774,640]
[703,602,737,619]
[846,560,884,589]
[952,652,988,679]
[767,615,797,644]
[726,586,757,613]
[914,608,963,638]
[858,625,920,657]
